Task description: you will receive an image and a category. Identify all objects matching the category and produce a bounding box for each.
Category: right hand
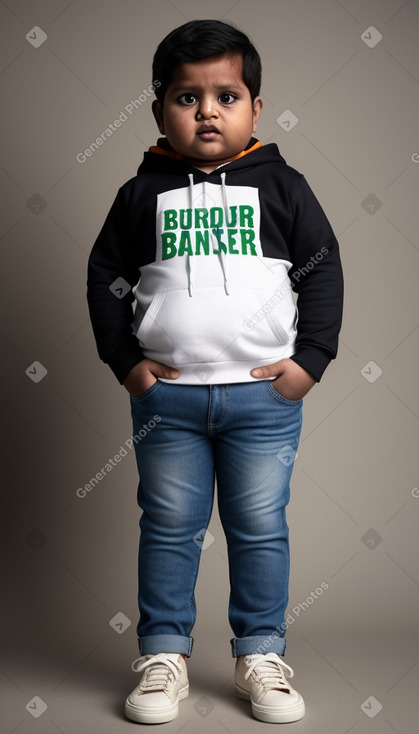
[122,359,179,397]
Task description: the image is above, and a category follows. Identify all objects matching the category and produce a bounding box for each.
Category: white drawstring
[187,173,195,297]
[186,170,231,297]
[218,171,230,295]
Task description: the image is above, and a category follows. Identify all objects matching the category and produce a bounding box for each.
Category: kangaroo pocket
[134,287,296,367]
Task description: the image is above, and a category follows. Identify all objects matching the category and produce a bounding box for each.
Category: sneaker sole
[236,684,305,723]
[125,685,189,724]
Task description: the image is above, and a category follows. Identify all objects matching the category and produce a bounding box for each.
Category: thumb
[251,359,286,379]
[150,360,179,380]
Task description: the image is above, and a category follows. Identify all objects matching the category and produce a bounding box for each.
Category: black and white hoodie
[87,138,343,385]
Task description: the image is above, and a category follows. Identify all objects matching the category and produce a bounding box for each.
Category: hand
[251,358,316,401]
[123,359,179,397]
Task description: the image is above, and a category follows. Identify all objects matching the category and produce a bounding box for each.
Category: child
[87,19,343,725]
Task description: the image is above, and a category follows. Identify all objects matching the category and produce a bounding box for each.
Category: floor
[2,626,418,734]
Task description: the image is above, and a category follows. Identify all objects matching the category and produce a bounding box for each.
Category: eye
[218,93,237,104]
[178,93,197,105]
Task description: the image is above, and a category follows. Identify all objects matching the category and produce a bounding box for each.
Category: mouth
[197,126,220,140]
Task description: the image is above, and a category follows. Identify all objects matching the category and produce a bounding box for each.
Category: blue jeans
[130,380,303,658]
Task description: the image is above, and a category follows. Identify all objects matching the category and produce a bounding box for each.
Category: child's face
[152,52,262,172]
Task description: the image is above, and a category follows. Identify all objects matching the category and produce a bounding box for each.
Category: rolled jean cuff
[138,635,194,657]
[230,634,286,658]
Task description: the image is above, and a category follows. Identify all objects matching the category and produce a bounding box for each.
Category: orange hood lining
[148,139,263,165]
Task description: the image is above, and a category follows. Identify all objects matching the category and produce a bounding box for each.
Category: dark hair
[152,19,261,104]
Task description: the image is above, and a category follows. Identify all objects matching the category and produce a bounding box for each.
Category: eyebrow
[170,83,244,94]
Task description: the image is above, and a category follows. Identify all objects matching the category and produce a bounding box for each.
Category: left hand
[250,358,316,401]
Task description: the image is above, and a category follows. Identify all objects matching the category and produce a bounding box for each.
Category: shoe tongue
[251,654,278,667]
[146,653,180,660]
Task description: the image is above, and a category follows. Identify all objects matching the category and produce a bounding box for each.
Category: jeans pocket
[266,380,303,406]
[129,380,163,402]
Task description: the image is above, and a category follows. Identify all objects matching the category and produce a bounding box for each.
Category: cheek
[166,112,193,137]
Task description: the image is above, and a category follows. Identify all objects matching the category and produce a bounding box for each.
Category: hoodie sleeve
[288,175,344,382]
[87,188,144,384]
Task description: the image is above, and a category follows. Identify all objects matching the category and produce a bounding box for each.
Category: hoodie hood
[138,137,287,176]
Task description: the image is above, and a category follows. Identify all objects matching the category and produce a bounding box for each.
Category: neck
[185,157,230,173]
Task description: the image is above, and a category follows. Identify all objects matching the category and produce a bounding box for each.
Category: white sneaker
[125,652,189,724]
[235,652,305,723]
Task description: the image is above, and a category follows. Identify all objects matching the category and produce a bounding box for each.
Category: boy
[87,19,343,725]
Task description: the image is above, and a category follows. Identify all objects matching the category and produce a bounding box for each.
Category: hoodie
[87,138,343,385]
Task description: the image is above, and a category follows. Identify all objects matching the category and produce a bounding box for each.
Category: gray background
[1,1,419,733]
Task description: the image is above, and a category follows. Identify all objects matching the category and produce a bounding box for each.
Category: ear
[152,100,165,134]
[252,96,263,134]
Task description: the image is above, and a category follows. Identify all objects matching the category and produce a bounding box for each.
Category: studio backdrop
[1,0,418,731]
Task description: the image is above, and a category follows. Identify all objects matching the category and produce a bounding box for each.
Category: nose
[196,95,219,119]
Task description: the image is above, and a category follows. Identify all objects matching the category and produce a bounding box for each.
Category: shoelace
[244,653,294,692]
[131,653,182,691]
